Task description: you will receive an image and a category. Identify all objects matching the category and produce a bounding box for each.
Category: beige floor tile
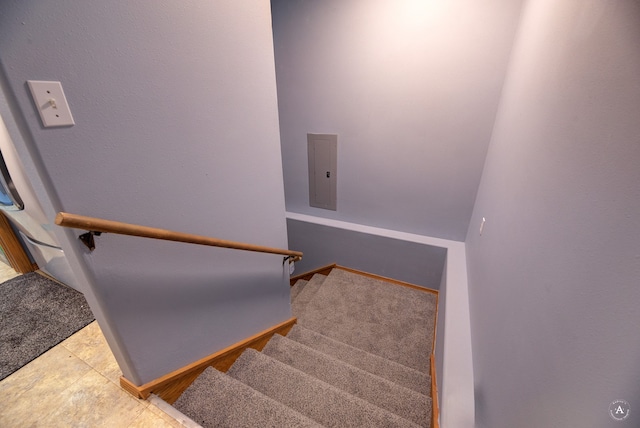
[148,395,200,428]
[60,322,103,357]
[0,261,20,283]
[0,346,92,411]
[40,370,148,427]
[61,321,123,384]
[0,290,189,427]
[127,407,181,428]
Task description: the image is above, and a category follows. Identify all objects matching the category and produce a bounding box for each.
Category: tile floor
[0,264,192,427]
[0,260,20,282]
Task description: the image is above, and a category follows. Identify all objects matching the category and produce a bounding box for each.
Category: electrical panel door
[308,134,337,211]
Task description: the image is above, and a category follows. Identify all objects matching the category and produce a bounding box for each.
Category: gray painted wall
[271,0,523,241]
[287,217,446,290]
[0,1,291,385]
[465,1,640,427]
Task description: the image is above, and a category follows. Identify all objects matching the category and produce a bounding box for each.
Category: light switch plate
[27,80,75,127]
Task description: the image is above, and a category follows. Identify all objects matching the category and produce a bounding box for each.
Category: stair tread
[227,348,421,428]
[291,279,309,302]
[288,324,430,395]
[173,367,323,428]
[297,268,436,372]
[292,273,326,316]
[263,333,431,426]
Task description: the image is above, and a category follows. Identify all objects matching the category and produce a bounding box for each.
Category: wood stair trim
[432,290,439,353]
[0,211,38,273]
[289,263,338,287]
[291,263,439,296]
[334,265,439,295]
[289,263,336,285]
[431,353,440,428]
[120,317,297,402]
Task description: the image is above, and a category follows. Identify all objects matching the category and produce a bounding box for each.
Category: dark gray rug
[0,272,94,380]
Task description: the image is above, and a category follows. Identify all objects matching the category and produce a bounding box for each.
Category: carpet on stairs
[262,333,431,426]
[173,366,322,428]
[291,273,326,316]
[295,268,437,373]
[227,348,421,428]
[172,267,436,428]
[286,324,430,396]
[290,278,308,301]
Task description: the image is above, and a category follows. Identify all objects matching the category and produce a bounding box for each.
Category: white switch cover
[27,80,75,127]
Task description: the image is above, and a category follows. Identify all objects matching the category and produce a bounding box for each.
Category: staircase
[171,267,437,427]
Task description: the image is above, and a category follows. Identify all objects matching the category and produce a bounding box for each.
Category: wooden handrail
[55,212,302,261]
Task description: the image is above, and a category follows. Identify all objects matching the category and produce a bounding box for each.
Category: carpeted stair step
[290,279,308,302]
[172,366,322,428]
[263,333,431,426]
[227,348,421,428]
[297,268,436,372]
[291,273,326,317]
[287,324,430,396]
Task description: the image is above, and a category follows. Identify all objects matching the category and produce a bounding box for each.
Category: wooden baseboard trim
[334,265,439,295]
[290,264,439,297]
[431,353,440,428]
[289,263,337,285]
[120,317,297,403]
[432,292,439,354]
[0,212,37,274]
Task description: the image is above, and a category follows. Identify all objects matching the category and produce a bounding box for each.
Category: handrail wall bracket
[78,231,102,251]
[283,255,302,265]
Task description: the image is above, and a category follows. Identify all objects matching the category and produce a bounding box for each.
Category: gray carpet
[0,272,94,380]
[291,273,326,316]
[287,324,430,395]
[296,269,437,372]
[262,333,431,426]
[228,349,421,428]
[173,267,436,427]
[290,278,308,301]
[173,366,323,428]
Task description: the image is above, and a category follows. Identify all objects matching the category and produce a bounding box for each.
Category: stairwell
[170,267,438,427]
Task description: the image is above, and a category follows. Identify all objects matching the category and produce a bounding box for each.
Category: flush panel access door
[308,134,337,211]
